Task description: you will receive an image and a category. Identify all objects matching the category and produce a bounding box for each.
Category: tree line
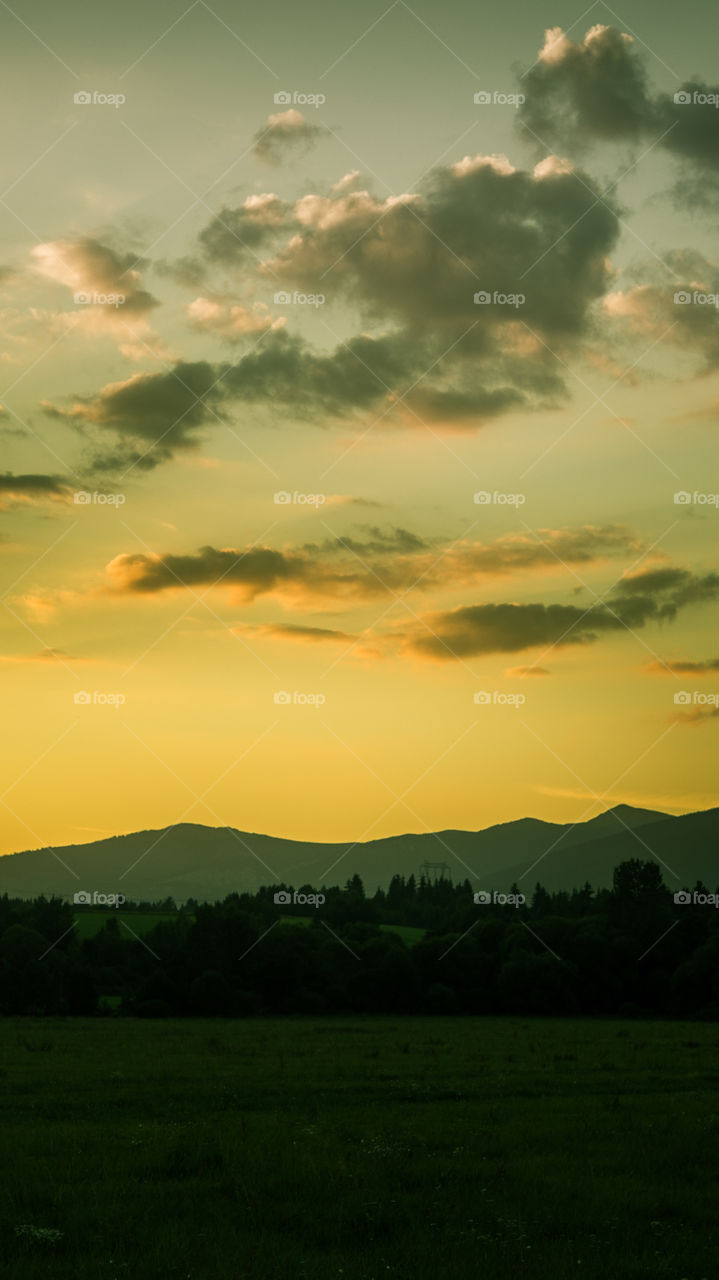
[1,859,718,1017]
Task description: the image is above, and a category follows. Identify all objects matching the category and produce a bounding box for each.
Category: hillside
[1,802,712,903]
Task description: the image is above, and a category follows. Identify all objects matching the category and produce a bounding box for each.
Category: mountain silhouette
[1,803,716,902]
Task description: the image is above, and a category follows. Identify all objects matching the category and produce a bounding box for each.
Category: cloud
[30,236,169,361]
[263,157,617,348]
[99,523,656,617]
[0,647,77,665]
[674,705,719,727]
[518,25,719,207]
[240,623,357,644]
[42,329,440,470]
[32,237,159,318]
[519,25,651,146]
[0,472,72,509]
[187,297,285,342]
[645,658,719,676]
[603,251,719,372]
[197,193,289,266]
[103,542,389,607]
[403,564,719,660]
[42,361,223,472]
[303,525,431,557]
[505,665,551,677]
[56,150,622,469]
[152,149,621,437]
[252,109,321,165]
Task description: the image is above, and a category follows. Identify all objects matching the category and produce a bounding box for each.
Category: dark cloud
[405,564,719,659]
[518,25,719,207]
[645,658,719,676]
[105,542,393,604]
[518,25,652,146]
[264,157,618,345]
[244,623,357,644]
[303,526,431,557]
[42,329,456,470]
[60,151,622,466]
[42,361,221,472]
[198,194,289,263]
[0,472,72,508]
[252,110,321,165]
[103,524,653,613]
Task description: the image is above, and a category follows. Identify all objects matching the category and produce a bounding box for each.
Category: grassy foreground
[2,1017,717,1279]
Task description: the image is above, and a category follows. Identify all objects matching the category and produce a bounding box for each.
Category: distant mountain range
[0,804,717,903]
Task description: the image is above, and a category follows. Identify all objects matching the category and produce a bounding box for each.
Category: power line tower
[419,860,451,882]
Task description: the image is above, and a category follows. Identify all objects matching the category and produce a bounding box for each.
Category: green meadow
[3,1016,717,1279]
[72,912,180,940]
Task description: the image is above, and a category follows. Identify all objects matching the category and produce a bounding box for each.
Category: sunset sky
[1,0,718,859]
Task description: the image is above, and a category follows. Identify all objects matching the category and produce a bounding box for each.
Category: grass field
[72,911,182,939]
[2,1016,717,1279]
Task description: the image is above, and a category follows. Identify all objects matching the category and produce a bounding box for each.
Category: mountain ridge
[2,802,715,902]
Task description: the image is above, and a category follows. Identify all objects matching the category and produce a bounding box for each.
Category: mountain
[1,803,716,903]
[492,805,719,894]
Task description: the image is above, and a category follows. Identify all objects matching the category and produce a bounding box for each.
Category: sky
[1,0,718,857]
